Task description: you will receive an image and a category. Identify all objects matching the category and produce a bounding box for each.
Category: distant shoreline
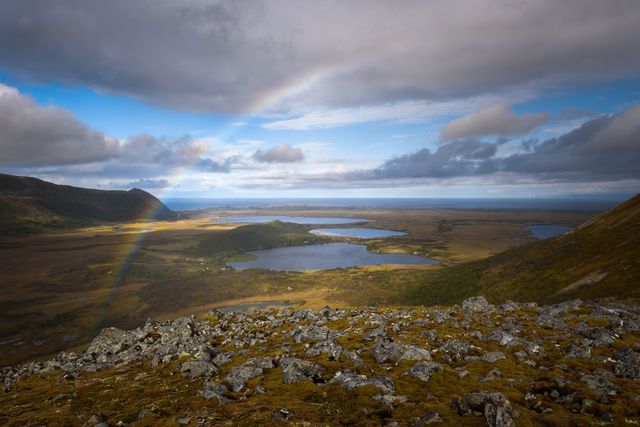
[162,197,622,212]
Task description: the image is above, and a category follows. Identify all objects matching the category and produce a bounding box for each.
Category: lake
[214,215,368,224]
[227,242,438,271]
[527,224,572,239]
[310,227,406,238]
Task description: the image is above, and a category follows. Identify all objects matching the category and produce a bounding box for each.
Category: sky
[0,0,639,199]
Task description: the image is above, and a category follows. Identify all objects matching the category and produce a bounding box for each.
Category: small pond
[310,227,406,239]
[527,224,572,239]
[227,242,437,271]
[214,215,368,225]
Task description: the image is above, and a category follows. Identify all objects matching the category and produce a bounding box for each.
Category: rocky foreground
[1,297,640,426]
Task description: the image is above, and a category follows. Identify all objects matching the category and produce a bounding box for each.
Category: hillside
[0,173,176,234]
[403,193,640,305]
[1,297,639,425]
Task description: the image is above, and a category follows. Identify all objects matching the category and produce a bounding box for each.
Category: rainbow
[92,62,353,332]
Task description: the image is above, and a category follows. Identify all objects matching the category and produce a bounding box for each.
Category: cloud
[116,178,170,189]
[1,1,639,113]
[0,84,119,166]
[262,95,513,130]
[439,103,548,142]
[252,143,304,163]
[295,104,640,185]
[502,105,640,180]
[0,85,238,178]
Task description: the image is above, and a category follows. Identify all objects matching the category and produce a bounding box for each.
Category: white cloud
[262,95,518,130]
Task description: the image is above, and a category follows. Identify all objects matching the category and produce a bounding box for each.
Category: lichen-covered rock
[614,348,640,379]
[225,358,274,392]
[462,296,495,316]
[580,374,619,396]
[199,380,231,404]
[453,391,518,427]
[403,362,442,382]
[279,357,324,384]
[331,370,395,394]
[371,337,430,363]
[480,352,506,363]
[305,340,343,361]
[179,359,218,378]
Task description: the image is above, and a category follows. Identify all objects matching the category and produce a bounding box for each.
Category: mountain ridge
[0,173,176,234]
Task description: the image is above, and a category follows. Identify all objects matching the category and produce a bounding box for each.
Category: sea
[162,197,624,212]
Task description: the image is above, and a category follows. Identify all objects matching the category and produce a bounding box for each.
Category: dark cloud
[439,103,548,142]
[0,85,238,179]
[356,139,501,179]
[1,1,639,113]
[0,84,118,166]
[502,105,640,180]
[351,105,640,182]
[252,144,304,163]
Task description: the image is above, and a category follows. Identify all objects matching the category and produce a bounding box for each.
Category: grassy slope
[0,173,176,234]
[403,193,640,305]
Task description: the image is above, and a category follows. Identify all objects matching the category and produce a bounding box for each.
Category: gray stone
[404,362,442,382]
[614,348,640,379]
[415,412,443,425]
[372,394,408,408]
[83,413,108,427]
[462,296,495,316]
[279,357,325,384]
[225,358,274,392]
[456,391,518,427]
[199,380,230,404]
[331,370,395,394]
[481,352,506,363]
[180,359,218,379]
[176,416,191,425]
[273,408,294,420]
[305,340,343,361]
[580,375,619,396]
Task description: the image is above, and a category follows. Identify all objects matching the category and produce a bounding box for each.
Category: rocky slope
[1,297,639,426]
[0,173,176,234]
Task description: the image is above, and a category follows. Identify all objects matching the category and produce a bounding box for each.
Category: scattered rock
[279,357,325,384]
[273,408,294,420]
[455,391,518,427]
[415,412,443,425]
[225,358,274,392]
[614,348,640,379]
[199,380,231,404]
[83,413,108,427]
[180,359,218,379]
[580,375,619,396]
[462,296,495,317]
[403,362,442,382]
[331,370,395,394]
[481,352,506,363]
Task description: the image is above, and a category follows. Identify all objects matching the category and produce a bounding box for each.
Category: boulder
[279,357,325,384]
[404,362,443,382]
[462,296,495,316]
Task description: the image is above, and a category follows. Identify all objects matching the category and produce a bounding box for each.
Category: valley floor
[0,207,593,366]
